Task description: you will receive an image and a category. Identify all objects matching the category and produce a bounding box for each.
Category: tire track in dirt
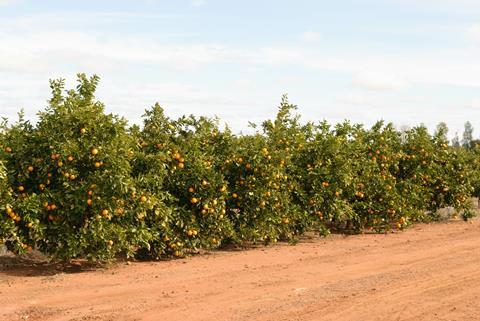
[1,219,479,321]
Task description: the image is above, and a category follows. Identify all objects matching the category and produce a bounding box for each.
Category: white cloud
[2,11,480,137]
[234,79,254,91]
[466,24,480,43]
[352,72,408,91]
[0,0,20,5]
[300,31,321,43]
[191,0,206,7]
[472,98,480,108]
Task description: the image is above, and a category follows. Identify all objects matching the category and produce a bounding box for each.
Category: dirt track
[1,219,480,321]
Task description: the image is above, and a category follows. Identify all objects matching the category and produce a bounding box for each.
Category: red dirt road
[1,219,480,321]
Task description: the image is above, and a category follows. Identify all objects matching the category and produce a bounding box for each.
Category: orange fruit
[101,209,109,217]
[87,199,93,206]
[18,186,24,192]
[188,187,194,193]
[27,166,34,172]
[91,148,99,156]
[80,128,86,134]
[140,196,147,203]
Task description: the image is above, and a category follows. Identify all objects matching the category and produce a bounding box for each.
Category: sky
[1,0,480,138]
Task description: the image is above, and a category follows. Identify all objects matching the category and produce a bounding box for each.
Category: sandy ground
[1,219,479,321]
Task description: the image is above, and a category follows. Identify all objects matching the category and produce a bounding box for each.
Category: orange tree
[0,74,165,260]
[0,74,478,261]
[399,126,474,220]
[293,120,409,233]
[136,104,234,257]
[349,122,415,232]
[0,153,17,249]
[221,97,305,244]
[291,120,357,235]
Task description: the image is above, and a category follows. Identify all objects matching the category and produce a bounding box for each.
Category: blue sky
[1,0,480,137]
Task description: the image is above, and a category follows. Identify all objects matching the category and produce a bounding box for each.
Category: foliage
[0,75,477,261]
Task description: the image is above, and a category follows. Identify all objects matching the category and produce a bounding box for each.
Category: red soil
[1,219,479,321]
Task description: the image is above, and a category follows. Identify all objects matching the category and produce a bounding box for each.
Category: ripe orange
[27,166,34,172]
[101,209,109,217]
[87,199,93,206]
[67,155,74,162]
[188,187,194,193]
[91,148,99,156]
[94,162,101,168]
[18,186,24,192]
[4,147,12,153]
[190,197,199,204]
[80,128,86,134]
[140,196,147,203]
[178,162,185,169]
[57,161,63,167]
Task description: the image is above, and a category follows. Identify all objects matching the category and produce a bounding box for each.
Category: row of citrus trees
[0,74,478,261]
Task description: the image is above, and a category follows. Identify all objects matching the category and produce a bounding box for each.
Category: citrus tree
[0,74,165,260]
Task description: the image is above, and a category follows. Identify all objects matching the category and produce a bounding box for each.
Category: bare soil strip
[1,219,479,321]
